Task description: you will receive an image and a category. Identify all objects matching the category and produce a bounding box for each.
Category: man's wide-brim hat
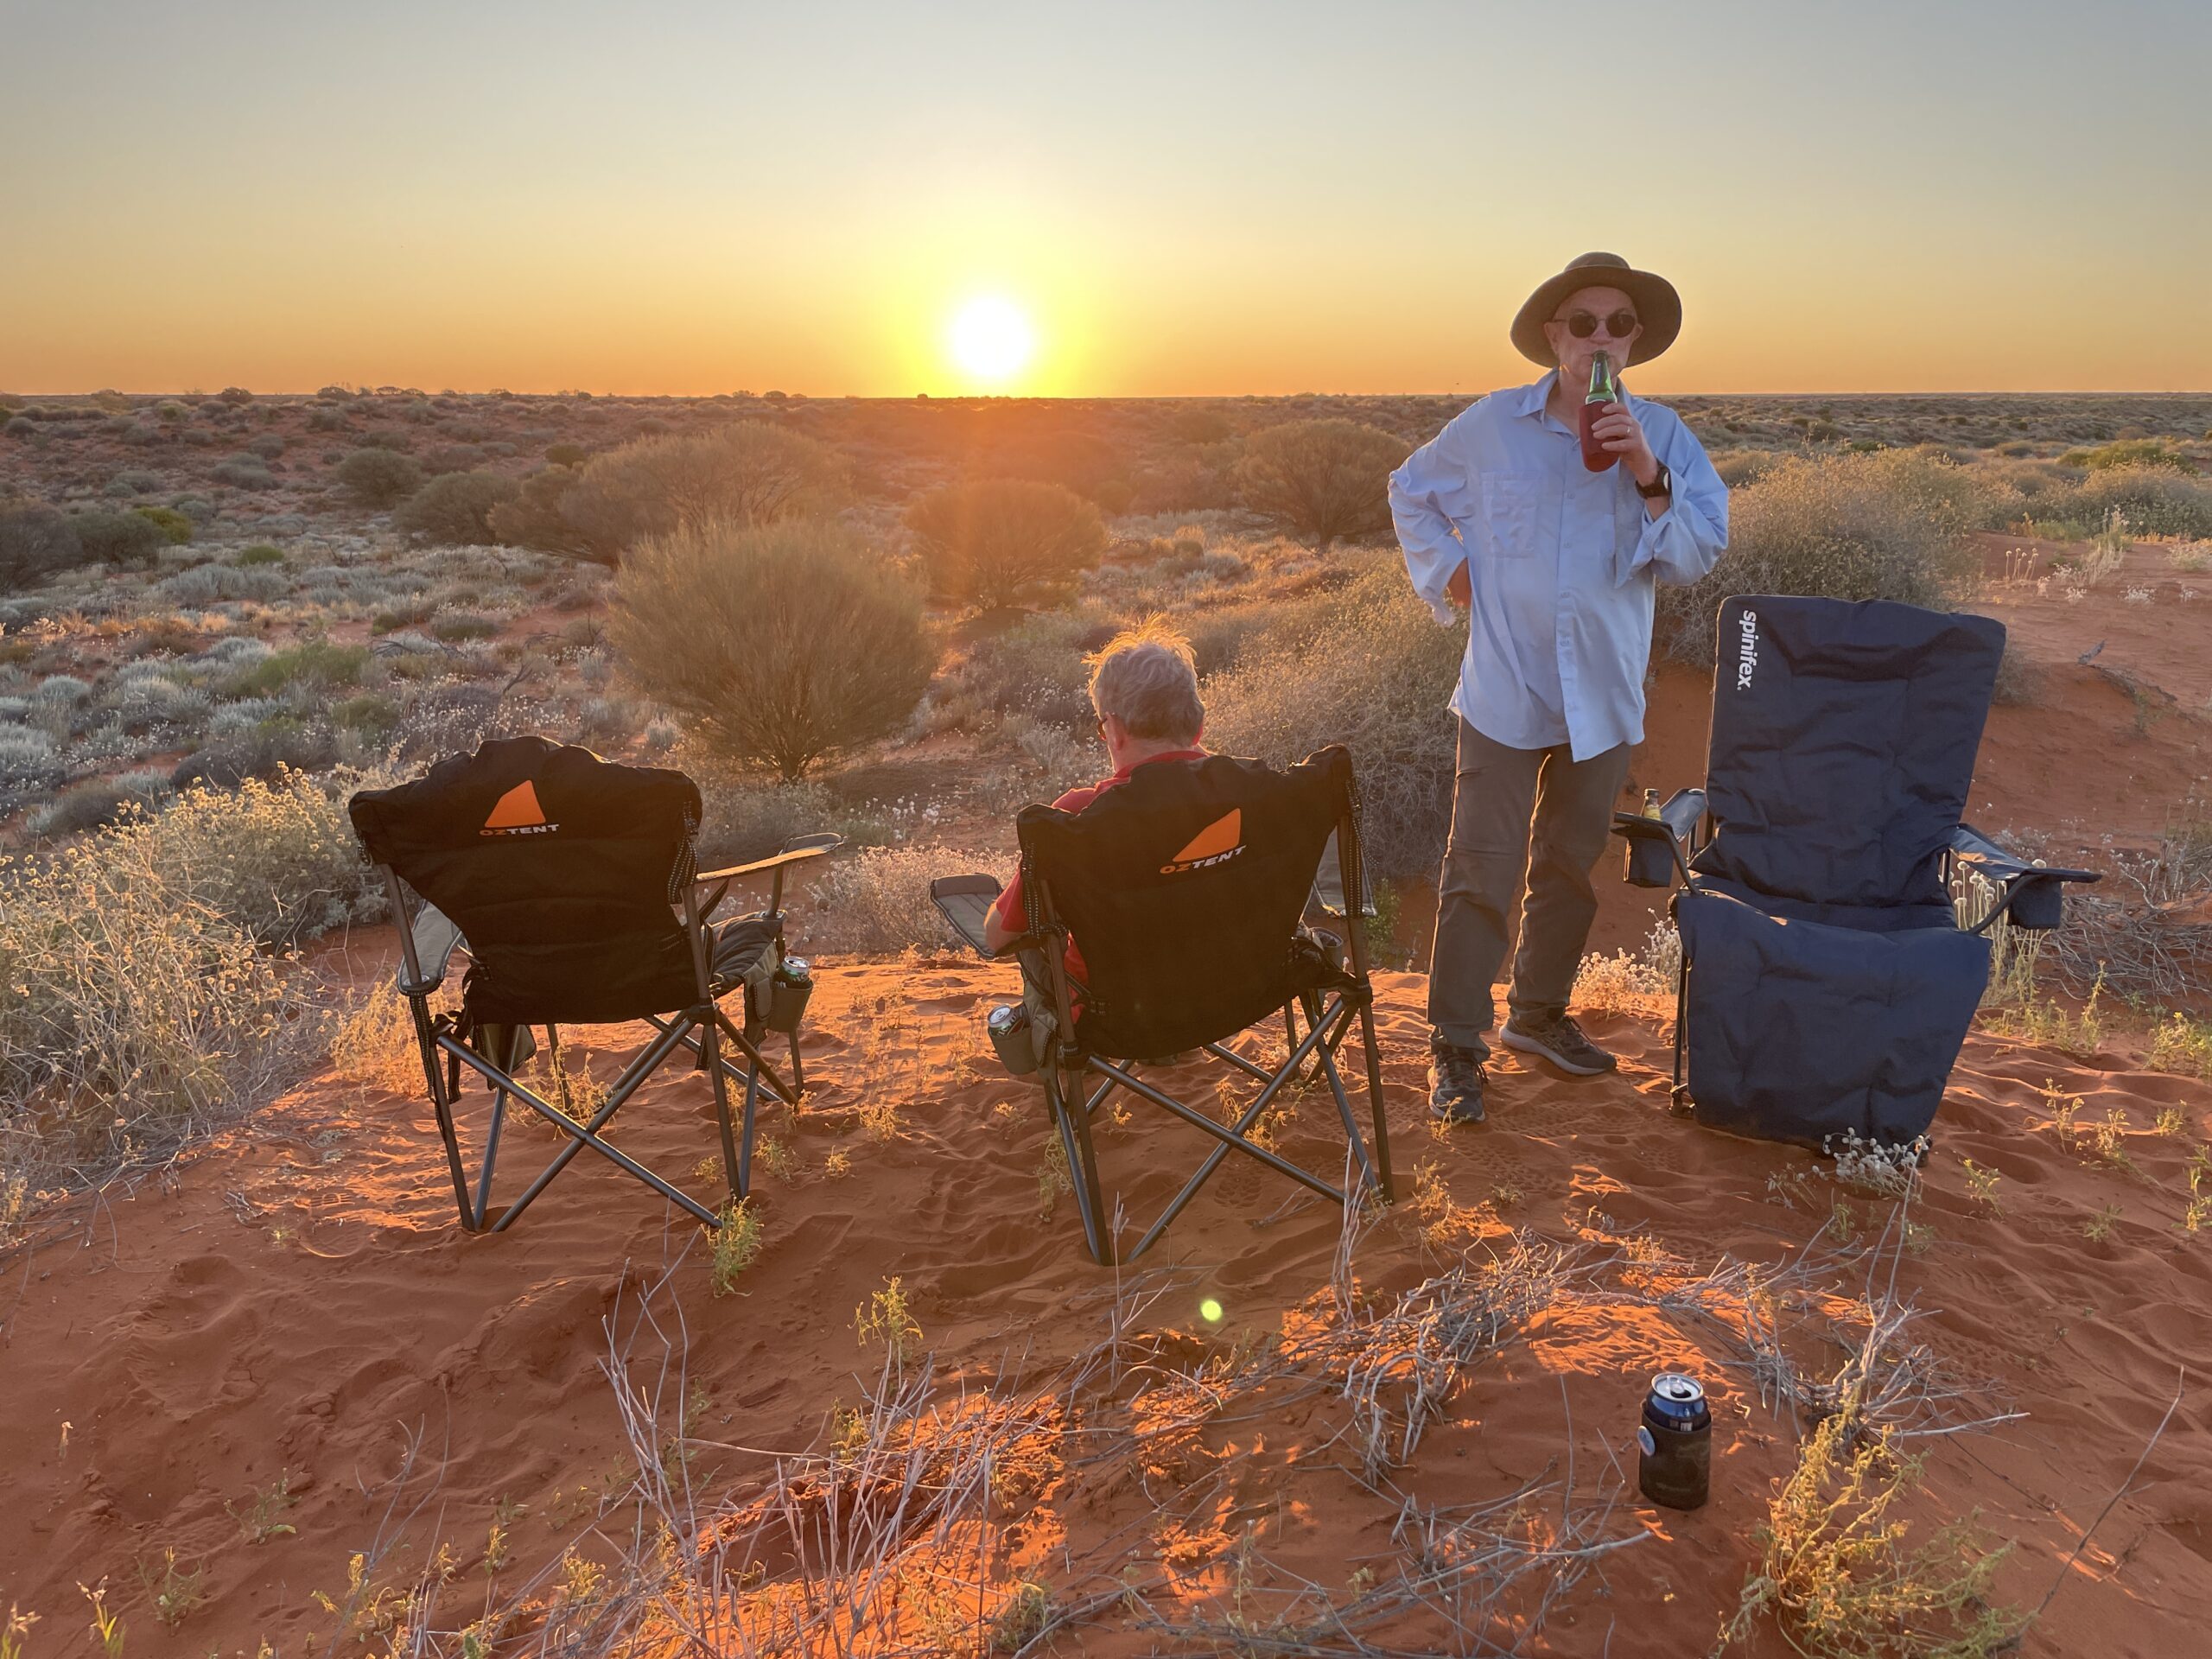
[1510,251,1681,369]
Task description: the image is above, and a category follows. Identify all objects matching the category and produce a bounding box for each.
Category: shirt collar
[1112,747,1207,780]
[1508,372,1558,420]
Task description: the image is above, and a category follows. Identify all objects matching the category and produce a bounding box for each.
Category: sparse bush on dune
[2036,465,2212,540]
[904,478,1107,607]
[337,447,424,507]
[1205,556,1464,878]
[485,463,590,557]
[541,421,847,564]
[132,505,193,544]
[0,504,84,589]
[796,844,1013,955]
[69,508,168,567]
[2061,437,2196,474]
[610,518,935,781]
[391,469,518,544]
[1659,449,1991,665]
[1234,417,1405,550]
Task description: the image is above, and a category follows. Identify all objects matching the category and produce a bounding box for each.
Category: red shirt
[988,747,1207,987]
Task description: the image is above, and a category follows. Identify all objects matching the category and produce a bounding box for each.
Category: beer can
[777,956,811,984]
[987,1003,1039,1076]
[1637,1372,1711,1510]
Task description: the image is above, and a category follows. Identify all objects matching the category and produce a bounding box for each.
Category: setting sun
[947,294,1036,385]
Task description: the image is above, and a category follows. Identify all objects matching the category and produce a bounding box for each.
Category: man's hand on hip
[1589,404,1661,487]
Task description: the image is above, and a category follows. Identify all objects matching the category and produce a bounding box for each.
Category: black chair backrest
[349,735,704,1025]
[1018,747,1351,1058]
[1693,595,2003,914]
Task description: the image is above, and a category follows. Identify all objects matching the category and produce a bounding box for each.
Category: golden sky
[3,1,2207,396]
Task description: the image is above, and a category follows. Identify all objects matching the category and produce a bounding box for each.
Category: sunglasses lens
[1610,310,1638,336]
[1566,313,1599,339]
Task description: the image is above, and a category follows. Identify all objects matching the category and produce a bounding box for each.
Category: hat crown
[1567,251,1630,273]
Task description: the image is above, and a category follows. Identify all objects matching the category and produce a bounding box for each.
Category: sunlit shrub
[904,478,1108,607]
[1233,417,1404,550]
[392,469,518,544]
[337,447,424,507]
[550,421,846,563]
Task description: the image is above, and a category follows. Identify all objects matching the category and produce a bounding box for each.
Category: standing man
[1390,251,1727,1125]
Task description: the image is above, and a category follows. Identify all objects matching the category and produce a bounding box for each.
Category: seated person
[982,620,1209,994]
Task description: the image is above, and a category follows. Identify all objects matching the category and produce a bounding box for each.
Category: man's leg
[1500,741,1633,1072]
[1427,722,1543,1120]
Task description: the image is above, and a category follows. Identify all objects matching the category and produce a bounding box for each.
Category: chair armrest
[931,874,1026,958]
[1951,823,2100,932]
[695,835,843,923]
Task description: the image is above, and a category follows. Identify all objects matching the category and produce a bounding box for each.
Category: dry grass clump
[796,845,1012,955]
[610,519,935,782]
[0,769,378,1208]
[328,980,429,1094]
[1660,449,1994,664]
[1572,918,1681,1010]
[1204,554,1463,877]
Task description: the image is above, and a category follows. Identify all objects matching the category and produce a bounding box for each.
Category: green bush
[2060,438,2196,474]
[232,543,286,566]
[2050,466,2212,539]
[1205,555,1464,878]
[391,469,518,544]
[486,464,589,558]
[132,505,194,544]
[71,508,168,566]
[0,504,83,589]
[337,447,424,507]
[610,519,934,781]
[1233,418,1405,549]
[1658,449,1988,665]
[904,478,1107,607]
[550,422,846,563]
[230,640,371,697]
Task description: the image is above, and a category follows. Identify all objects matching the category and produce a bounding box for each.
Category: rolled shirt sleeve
[1618,413,1728,588]
[1389,425,1474,626]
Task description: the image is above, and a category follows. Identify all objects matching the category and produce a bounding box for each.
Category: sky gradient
[3,0,2207,396]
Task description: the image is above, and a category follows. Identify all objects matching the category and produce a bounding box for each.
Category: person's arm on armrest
[1389,422,1474,623]
[982,890,1021,956]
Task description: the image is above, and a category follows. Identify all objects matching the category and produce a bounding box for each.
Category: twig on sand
[2029,1367,2186,1624]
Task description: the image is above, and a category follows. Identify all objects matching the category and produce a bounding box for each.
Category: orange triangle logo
[484,779,548,830]
[1170,810,1241,864]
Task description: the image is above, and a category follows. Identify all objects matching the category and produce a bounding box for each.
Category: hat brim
[1510,266,1681,368]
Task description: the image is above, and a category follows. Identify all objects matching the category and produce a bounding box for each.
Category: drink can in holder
[988,1003,1039,1076]
[1637,1372,1712,1510]
[766,956,814,1033]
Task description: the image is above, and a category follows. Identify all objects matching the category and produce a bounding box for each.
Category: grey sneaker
[1427,1039,1487,1124]
[1500,1011,1616,1077]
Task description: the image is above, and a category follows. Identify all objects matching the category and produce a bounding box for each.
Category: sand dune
[4,953,2210,1655]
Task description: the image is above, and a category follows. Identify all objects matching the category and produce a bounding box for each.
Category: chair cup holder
[2006,879,2063,932]
[765,976,814,1033]
[1625,837,1675,889]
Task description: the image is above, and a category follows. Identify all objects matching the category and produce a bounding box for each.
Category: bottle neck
[1585,352,1616,404]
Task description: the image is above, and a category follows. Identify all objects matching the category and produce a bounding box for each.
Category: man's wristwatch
[1636,463,1672,501]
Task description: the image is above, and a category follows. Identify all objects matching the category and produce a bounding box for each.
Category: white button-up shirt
[1389,372,1728,760]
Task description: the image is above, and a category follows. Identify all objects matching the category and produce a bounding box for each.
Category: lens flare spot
[1199,1297,1224,1324]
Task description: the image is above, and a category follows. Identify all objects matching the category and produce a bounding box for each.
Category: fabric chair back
[1693,595,2004,914]
[1017,747,1351,1058]
[349,735,703,1024]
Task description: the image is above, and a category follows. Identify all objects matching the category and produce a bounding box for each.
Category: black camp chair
[348,735,837,1232]
[936,747,1394,1265]
[1614,595,2099,1149]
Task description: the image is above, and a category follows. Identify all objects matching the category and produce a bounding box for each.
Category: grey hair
[1087,619,1205,742]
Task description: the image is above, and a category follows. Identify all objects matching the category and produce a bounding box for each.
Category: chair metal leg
[409,995,477,1230]
[1316,1043,1378,1194]
[704,1015,743,1206]
[1045,1063,1109,1264]
[473,1088,507,1230]
[1356,996,1394,1200]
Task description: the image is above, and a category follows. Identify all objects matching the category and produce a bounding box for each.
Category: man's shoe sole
[1499,1026,1615,1077]
[1429,1097,1486,1125]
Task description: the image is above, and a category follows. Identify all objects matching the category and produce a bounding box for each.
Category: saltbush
[610,519,935,781]
[1657,449,1987,665]
[904,479,1107,607]
[1233,418,1405,549]
[391,469,518,544]
[1204,555,1465,878]
[337,447,425,507]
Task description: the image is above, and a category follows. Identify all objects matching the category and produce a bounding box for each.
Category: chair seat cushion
[1675,887,1990,1149]
[710,915,779,992]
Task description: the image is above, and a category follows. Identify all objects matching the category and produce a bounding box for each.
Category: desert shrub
[0,727,63,791]
[337,447,424,507]
[246,432,286,460]
[904,479,1107,607]
[555,422,846,563]
[611,519,934,781]
[486,464,590,556]
[2054,466,2212,539]
[71,509,168,566]
[795,845,1011,954]
[391,469,518,545]
[1204,556,1464,877]
[545,442,588,467]
[2061,437,2196,474]
[919,608,1105,734]
[430,611,500,641]
[690,772,839,866]
[28,780,134,838]
[230,640,371,697]
[153,562,288,606]
[1709,448,1781,489]
[0,504,83,588]
[232,543,285,566]
[1233,418,1405,550]
[210,454,275,489]
[132,505,193,544]
[1658,449,1986,665]
[219,385,254,406]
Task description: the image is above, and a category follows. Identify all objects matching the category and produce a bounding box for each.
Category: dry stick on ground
[2027,1368,2186,1628]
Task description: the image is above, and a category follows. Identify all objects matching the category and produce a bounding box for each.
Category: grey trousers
[1427,720,1632,1052]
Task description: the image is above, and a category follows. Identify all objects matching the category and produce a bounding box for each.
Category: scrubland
[3,385,2211,1656]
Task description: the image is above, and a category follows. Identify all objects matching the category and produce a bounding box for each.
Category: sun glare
[948,294,1036,385]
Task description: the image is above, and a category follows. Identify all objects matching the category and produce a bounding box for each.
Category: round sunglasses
[1554,308,1639,340]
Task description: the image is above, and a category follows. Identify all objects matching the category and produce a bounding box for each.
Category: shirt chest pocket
[1477,473,1541,559]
